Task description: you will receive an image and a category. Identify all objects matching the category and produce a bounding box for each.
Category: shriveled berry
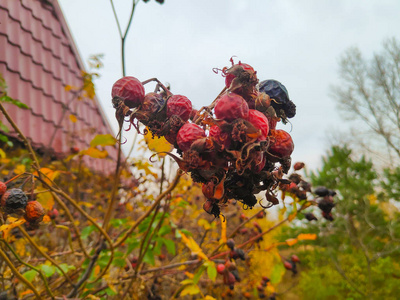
[112,76,145,108]
[224,62,256,89]
[1,188,28,214]
[318,197,335,213]
[304,212,318,221]
[24,201,45,223]
[246,109,270,140]
[226,238,235,250]
[0,181,7,196]
[48,208,59,220]
[141,92,165,115]
[176,123,206,152]
[314,186,330,197]
[322,211,334,221]
[167,95,192,122]
[268,129,294,159]
[214,93,249,122]
[217,263,226,274]
[258,79,296,119]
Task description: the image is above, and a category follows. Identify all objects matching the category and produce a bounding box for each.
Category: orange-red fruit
[176,123,206,151]
[283,260,293,270]
[167,95,192,122]
[0,181,6,196]
[112,76,145,108]
[24,201,45,223]
[246,109,269,140]
[293,162,305,171]
[217,263,226,274]
[214,93,249,122]
[268,129,294,158]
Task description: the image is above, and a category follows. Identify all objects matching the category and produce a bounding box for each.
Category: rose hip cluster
[112,59,297,217]
[0,181,45,228]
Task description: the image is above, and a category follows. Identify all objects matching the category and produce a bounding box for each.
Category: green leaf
[23,270,38,282]
[0,95,29,109]
[0,121,9,133]
[143,249,155,266]
[270,263,285,284]
[105,287,118,296]
[40,264,56,277]
[57,263,76,275]
[81,225,97,239]
[110,218,128,228]
[162,238,176,255]
[158,225,172,236]
[126,237,140,255]
[98,251,112,268]
[204,261,217,281]
[90,134,117,147]
[193,266,205,284]
[180,284,200,297]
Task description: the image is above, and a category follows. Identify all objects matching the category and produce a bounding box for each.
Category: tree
[286,145,400,299]
[331,37,400,166]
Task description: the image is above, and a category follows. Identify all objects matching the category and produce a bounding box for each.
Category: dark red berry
[291,254,300,263]
[268,129,294,159]
[283,260,292,270]
[176,123,206,152]
[1,188,28,214]
[0,181,7,197]
[304,212,318,221]
[24,201,45,223]
[214,93,249,122]
[224,62,255,89]
[112,76,145,108]
[167,95,192,122]
[246,109,269,140]
[48,208,59,220]
[293,162,305,171]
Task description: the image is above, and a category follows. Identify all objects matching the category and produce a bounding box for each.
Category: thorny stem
[0,239,55,299]
[0,247,41,299]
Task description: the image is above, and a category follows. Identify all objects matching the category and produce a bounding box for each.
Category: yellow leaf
[198,218,211,230]
[14,164,26,175]
[297,233,317,241]
[126,202,134,212]
[144,129,173,156]
[184,272,194,279]
[220,215,227,245]
[69,114,77,123]
[14,238,26,256]
[20,290,33,297]
[285,238,298,246]
[80,147,108,159]
[93,265,101,277]
[179,231,208,261]
[78,201,94,208]
[36,189,54,211]
[205,296,217,300]
[90,134,116,147]
[0,218,26,240]
[35,168,60,186]
[180,284,200,297]
[288,212,297,222]
[0,148,6,158]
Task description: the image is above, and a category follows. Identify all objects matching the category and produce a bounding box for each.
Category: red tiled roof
[0,0,118,172]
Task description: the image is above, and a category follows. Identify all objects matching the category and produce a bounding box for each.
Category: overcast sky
[58,0,400,170]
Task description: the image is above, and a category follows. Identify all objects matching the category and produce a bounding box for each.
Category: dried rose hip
[24,201,45,223]
[0,181,6,197]
[166,95,192,122]
[214,93,249,122]
[224,62,256,89]
[246,109,270,140]
[176,123,206,152]
[1,188,28,214]
[268,129,294,158]
[112,76,145,108]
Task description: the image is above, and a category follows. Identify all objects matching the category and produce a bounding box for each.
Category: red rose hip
[268,129,294,158]
[246,109,270,140]
[167,95,192,122]
[214,93,249,122]
[176,123,206,151]
[112,76,145,108]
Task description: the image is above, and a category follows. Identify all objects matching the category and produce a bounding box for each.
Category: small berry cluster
[0,181,45,228]
[112,58,297,216]
[283,254,300,275]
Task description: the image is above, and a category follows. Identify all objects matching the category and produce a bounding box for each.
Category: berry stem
[141,78,173,97]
